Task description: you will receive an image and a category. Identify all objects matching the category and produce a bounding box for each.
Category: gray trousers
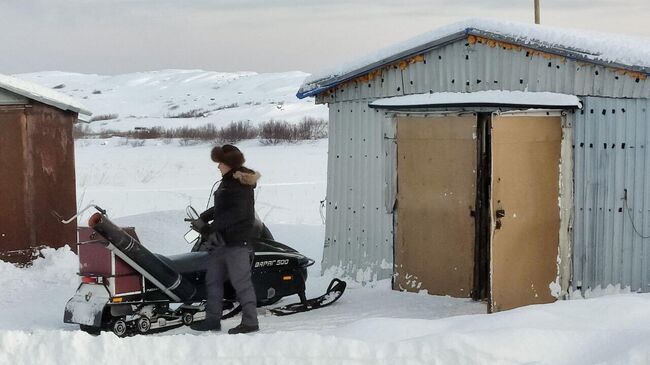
[205,244,258,326]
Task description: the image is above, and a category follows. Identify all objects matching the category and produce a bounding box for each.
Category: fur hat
[211,144,245,168]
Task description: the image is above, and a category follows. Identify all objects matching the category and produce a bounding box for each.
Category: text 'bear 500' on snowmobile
[59,205,346,337]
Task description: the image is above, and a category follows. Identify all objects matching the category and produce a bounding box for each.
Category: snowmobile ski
[269,278,346,316]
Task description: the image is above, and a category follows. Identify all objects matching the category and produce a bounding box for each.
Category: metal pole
[534,0,541,24]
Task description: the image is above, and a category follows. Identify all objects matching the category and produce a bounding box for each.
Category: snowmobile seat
[156,252,211,274]
[253,218,274,240]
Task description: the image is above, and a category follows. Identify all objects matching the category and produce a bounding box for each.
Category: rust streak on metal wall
[22,105,36,245]
[26,102,77,252]
[322,54,426,100]
[0,106,29,256]
[469,35,645,82]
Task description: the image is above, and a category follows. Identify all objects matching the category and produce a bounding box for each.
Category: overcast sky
[1,0,648,75]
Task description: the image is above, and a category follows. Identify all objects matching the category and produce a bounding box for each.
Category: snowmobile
[60,205,346,337]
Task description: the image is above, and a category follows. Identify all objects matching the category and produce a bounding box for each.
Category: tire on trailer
[137,317,151,334]
[112,319,128,337]
[182,312,194,325]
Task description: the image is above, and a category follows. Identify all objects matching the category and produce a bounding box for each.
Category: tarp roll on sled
[88,213,198,302]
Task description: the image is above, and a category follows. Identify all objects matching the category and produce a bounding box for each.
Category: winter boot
[228,323,259,335]
[190,318,221,332]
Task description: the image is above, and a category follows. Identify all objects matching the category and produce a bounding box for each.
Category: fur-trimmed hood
[233,169,261,186]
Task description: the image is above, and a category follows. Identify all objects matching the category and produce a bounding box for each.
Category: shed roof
[298,18,650,99]
[0,73,92,118]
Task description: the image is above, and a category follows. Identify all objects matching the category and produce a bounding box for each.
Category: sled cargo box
[77,227,143,297]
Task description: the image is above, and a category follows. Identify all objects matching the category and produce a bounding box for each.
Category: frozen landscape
[17,70,328,131]
[1,72,649,364]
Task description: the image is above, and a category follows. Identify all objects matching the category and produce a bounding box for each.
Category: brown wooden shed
[0,74,91,265]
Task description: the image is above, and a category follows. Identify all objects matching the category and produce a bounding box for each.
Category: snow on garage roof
[0,73,92,118]
[298,18,650,99]
[369,91,582,110]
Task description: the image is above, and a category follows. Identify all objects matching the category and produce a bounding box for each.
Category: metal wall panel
[332,64,404,103]
[326,40,649,104]
[0,106,30,262]
[27,102,77,254]
[322,102,394,280]
[574,97,650,293]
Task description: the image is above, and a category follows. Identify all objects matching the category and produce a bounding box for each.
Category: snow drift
[1,247,650,365]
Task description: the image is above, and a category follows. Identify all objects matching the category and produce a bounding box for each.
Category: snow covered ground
[1,138,650,364]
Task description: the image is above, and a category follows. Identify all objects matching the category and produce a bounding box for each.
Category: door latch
[495,209,505,230]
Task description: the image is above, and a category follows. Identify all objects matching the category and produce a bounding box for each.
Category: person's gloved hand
[191,218,210,234]
[206,232,226,251]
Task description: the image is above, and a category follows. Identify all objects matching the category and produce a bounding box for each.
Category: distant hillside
[15,70,327,132]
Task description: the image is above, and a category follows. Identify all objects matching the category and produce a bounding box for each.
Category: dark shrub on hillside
[218,121,258,142]
[89,113,119,122]
[259,120,296,145]
[73,119,328,144]
[166,109,207,118]
[259,118,328,144]
[170,124,220,140]
[298,116,328,139]
[73,124,91,139]
[212,103,239,111]
[131,127,164,139]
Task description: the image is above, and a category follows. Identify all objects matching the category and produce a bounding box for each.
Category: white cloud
[0,0,648,74]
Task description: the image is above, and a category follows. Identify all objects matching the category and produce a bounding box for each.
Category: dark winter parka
[199,166,261,246]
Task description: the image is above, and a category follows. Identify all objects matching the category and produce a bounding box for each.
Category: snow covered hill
[14,70,328,132]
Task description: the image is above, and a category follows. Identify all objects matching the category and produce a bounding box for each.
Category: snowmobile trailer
[61,205,345,337]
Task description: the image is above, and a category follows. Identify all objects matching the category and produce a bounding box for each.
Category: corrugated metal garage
[298,19,650,311]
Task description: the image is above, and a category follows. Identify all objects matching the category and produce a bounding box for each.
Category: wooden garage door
[490,115,561,312]
[395,115,477,297]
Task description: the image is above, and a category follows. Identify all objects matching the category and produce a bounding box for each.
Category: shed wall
[0,106,30,257]
[573,96,650,294]
[0,102,77,264]
[27,103,77,251]
[323,102,394,280]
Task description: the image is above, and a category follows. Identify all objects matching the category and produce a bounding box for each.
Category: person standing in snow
[190,144,260,334]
